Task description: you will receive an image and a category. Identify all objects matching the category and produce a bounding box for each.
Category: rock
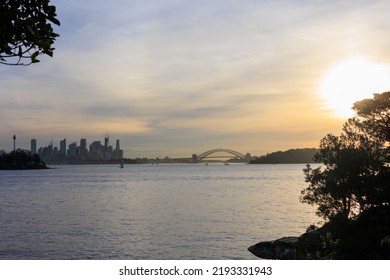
[381,235,390,247]
[248,231,323,260]
[248,237,299,259]
[297,230,323,253]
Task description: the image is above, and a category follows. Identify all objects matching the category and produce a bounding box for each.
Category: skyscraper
[90,141,102,160]
[31,139,37,155]
[60,138,67,157]
[80,138,87,159]
[114,139,123,160]
[104,133,111,160]
[68,142,77,159]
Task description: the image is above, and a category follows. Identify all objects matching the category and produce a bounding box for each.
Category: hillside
[249,148,320,164]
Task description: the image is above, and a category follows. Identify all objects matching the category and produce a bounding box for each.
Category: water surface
[0,163,319,259]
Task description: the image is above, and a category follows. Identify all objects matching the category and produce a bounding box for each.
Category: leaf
[48,16,61,26]
[45,49,54,57]
[27,25,36,36]
[31,51,40,63]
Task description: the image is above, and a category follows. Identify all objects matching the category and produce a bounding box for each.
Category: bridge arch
[197,149,246,161]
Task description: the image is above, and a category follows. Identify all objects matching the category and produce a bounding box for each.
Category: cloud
[2,0,390,155]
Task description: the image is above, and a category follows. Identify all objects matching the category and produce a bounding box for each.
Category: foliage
[249,148,319,164]
[352,92,390,143]
[0,0,60,66]
[300,92,389,221]
[312,206,390,259]
[0,150,47,169]
[297,92,390,259]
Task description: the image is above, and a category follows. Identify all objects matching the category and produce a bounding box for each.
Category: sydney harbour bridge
[191,148,252,163]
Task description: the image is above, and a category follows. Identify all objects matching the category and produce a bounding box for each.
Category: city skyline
[2,1,390,158]
[1,134,124,161]
[0,134,249,159]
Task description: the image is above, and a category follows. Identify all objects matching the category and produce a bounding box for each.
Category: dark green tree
[352,92,390,143]
[300,92,389,221]
[0,0,60,66]
[0,150,47,169]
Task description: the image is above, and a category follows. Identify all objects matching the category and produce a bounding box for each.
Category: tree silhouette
[352,92,390,143]
[0,150,47,169]
[301,92,389,221]
[298,92,390,259]
[0,0,60,66]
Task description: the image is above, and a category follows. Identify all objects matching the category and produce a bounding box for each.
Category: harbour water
[0,163,320,259]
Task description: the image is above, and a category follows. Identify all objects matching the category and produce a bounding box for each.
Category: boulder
[248,231,322,260]
[248,237,299,259]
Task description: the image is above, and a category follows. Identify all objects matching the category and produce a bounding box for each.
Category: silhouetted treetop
[0,0,60,66]
[0,150,47,169]
[301,92,389,221]
[352,92,390,143]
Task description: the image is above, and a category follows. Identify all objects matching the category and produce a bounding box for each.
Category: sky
[1,0,390,158]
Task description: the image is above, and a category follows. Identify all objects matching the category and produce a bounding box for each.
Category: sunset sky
[1,0,390,158]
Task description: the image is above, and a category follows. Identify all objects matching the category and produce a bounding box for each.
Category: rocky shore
[248,231,322,260]
[249,206,390,260]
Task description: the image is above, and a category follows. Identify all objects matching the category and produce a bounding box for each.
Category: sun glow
[319,56,390,118]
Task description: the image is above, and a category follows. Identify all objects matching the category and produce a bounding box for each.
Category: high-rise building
[116,139,120,151]
[38,147,43,158]
[80,138,87,151]
[104,134,110,160]
[113,139,123,160]
[104,133,109,149]
[80,138,87,159]
[31,139,37,155]
[42,142,53,161]
[68,142,77,159]
[60,138,67,156]
[90,141,102,160]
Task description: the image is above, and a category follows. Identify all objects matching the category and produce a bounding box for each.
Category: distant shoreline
[0,150,48,170]
[249,148,320,164]
[0,165,48,170]
[0,162,48,170]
